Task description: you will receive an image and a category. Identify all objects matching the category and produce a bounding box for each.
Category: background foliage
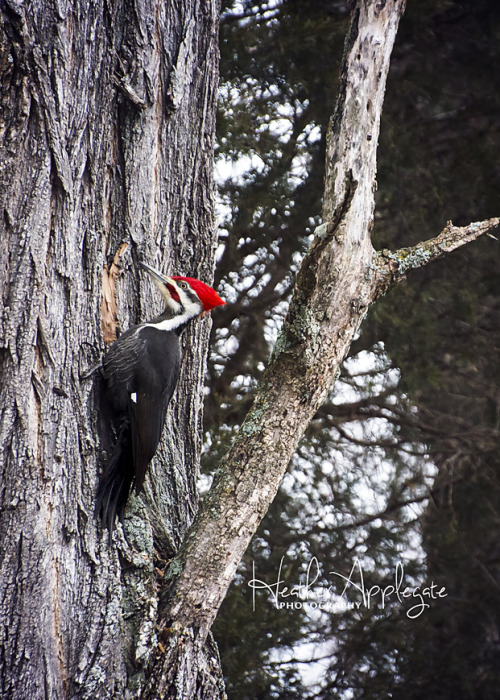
[206,1,500,697]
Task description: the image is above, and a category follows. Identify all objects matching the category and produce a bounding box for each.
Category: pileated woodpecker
[96,262,225,536]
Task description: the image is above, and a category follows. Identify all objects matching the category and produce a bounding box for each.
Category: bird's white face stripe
[176,286,203,318]
[131,392,137,403]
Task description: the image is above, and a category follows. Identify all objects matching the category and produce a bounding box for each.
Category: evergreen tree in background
[210,1,500,697]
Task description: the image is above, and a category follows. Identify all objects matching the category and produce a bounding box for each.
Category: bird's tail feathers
[95,423,135,542]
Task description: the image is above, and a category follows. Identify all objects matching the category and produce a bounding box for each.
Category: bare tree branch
[156,0,408,643]
[374,217,500,296]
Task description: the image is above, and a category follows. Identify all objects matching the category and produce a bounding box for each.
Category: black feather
[95,419,135,542]
[96,323,182,538]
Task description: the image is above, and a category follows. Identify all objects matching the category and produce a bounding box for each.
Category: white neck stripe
[143,313,191,332]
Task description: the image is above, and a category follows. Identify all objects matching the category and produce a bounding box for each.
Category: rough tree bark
[0,0,223,698]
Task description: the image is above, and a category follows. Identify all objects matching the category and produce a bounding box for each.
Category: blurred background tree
[207,1,500,697]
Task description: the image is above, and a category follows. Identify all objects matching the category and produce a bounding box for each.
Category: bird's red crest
[172,276,226,312]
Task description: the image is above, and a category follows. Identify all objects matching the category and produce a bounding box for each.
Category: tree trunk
[0,0,222,698]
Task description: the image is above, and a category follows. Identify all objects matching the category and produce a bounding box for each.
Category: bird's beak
[140,262,178,304]
[139,261,173,286]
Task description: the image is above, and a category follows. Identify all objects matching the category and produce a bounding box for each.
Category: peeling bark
[101,242,129,344]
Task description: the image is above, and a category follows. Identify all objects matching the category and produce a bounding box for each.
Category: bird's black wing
[130,391,168,492]
[126,328,181,492]
[101,326,181,495]
[102,327,147,412]
[97,328,148,533]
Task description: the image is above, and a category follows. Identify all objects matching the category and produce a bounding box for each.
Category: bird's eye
[178,281,189,290]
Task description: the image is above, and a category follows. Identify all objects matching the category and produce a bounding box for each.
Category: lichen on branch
[374,217,500,296]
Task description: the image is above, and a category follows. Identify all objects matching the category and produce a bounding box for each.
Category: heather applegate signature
[249,557,447,619]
